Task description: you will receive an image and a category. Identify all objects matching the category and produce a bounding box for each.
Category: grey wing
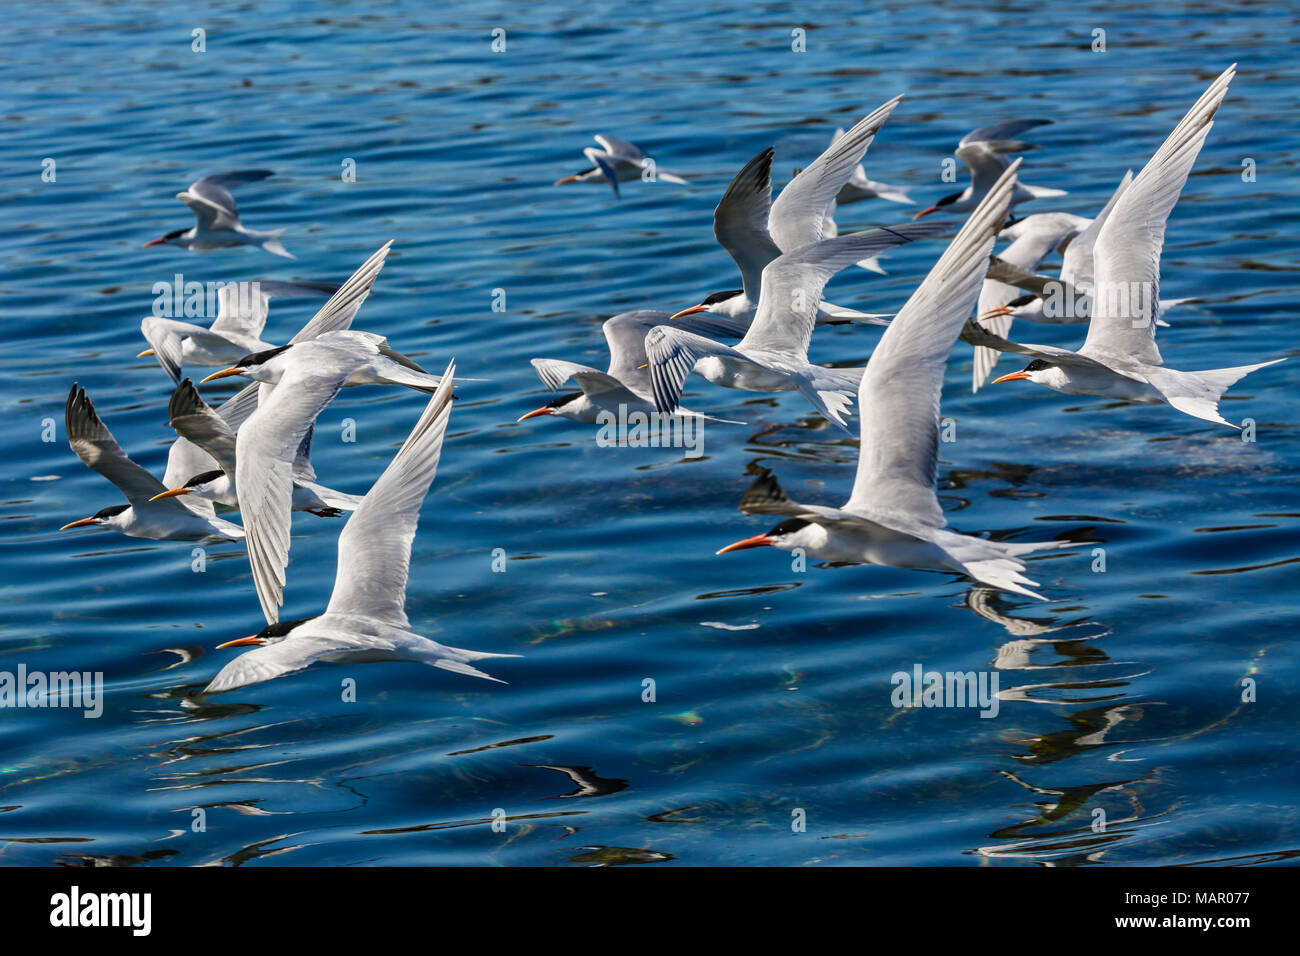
[602,310,747,386]
[324,366,456,626]
[65,384,170,506]
[959,120,1052,152]
[1081,65,1235,366]
[955,143,1012,195]
[236,355,348,623]
[204,636,370,694]
[644,326,748,414]
[290,242,393,343]
[769,95,903,252]
[985,255,1081,300]
[583,148,621,197]
[593,134,644,162]
[167,379,239,477]
[713,148,783,302]
[1060,170,1133,290]
[741,222,945,360]
[209,282,271,337]
[140,316,202,383]
[847,161,1021,526]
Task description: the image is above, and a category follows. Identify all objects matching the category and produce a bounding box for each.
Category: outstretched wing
[140,316,205,383]
[204,632,394,694]
[1060,170,1134,290]
[167,379,239,477]
[65,384,170,507]
[846,161,1021,527]
[768,95,904,252]
[324,365,456,627]
[644,326,752,414]
[959,120,1052,153]
[1081,65,1235,367]
[714,148,784,303]
[593,134,644,162]
[290,242,393,343]
[583,147,621,197]
[178,170,272,230]
[741,222,944,361]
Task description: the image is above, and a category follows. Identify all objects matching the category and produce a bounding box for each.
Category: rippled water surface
[2,1,1298,866]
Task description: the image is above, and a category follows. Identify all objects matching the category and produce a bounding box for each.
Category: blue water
[1,1,1297,867]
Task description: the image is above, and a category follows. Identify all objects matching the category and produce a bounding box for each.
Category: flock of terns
[56,64,1279,696]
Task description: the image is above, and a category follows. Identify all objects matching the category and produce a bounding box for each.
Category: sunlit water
[1,1,1297,866]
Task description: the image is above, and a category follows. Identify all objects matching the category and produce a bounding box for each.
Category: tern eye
[1024,359,1051,372]
[185,469,224,487]
[769,517,811,537]
[93,504,129,519]
[702,289,743,306]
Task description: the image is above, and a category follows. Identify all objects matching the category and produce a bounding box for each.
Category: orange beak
[716,533,775,555]
[668,305,709,320]
[991,371,1031,384]
[149,487,191,502]
[516,406,553,422]
[143,237,167,247]
[137,348,156,357]
[912,205,939,220]
[216,635,265,649]
[199,367,243,383]
[59,517,100,530]
[554,175,580,186]
[979,306,1013,320]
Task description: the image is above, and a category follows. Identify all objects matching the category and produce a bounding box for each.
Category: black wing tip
[738,467,789,514]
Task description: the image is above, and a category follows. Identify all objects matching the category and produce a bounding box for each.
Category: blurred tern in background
[913,121,1066,219]
[144,170,294,257]
[554,135,687,197]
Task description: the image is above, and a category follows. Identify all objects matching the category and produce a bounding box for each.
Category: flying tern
[913,121,1066,219]
[808,126,914,206]
[519,309,748,424]
[59,384,246,542]
[144,170,294,257]
[138,279,340,383]
[716,160,1077,601]
[554,135,687,197]
[672,97,930,326]
[204,366,518,694]
[647,223,942,431]
[150,378,363,517]
[980,66,1282,427]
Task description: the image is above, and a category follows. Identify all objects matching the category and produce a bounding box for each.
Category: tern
[144,171,294,257]
[202,330,453,623]
[913,121,1066,219]
[716,160,1076,601]
[554,135,687,197]
[646,223,942,431]
[980,66,1282,427]
[969,212,1090,390]
[519,309,748,424]
[671,97,931,326]
[59,384,246,542]
[204,366,518,694]
[150,378,362,517]
[138,279,339,383]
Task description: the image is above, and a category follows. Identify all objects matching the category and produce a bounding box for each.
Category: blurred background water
[1,0,1297,866]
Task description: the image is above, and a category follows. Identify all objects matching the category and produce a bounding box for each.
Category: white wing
[177,170,272,230]
[236,347,353,623]
[204,633,394,694]
[593,134,644,162]
[603,309,747,387]
[324,364,456,626]
[290,242,393,343]
[140,316,204,383]
[846,160,1021,526]
[768,95,903,251]
[1080,64,1235,367]
[958,120,1052,153]
[1059,170,1133,290]
[583,147,621,196]
[741,222,945,361]
[713,149,784,303]
[209,282,271,337]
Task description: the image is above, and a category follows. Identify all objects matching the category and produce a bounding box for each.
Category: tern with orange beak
[554,135,687,197]
[204,367,518,694]
[138,279,339,383]
[716,160,1078,601]
[975,66,1282,427]
[520,309,747,425]
[671,97,941,328]
[59,384,244,543]
[143,170,294,257]
[912,120,1065,220]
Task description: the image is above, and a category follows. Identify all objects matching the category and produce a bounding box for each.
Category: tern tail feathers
[259,228,294,259]
[1147,359,1285,428]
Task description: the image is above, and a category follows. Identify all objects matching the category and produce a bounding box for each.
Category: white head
[516,390,591,424]
[149,469,233,506]
[992,359,1069,389]
[716,517,829,556]
[199,344,293,385]
[215,617,309,651]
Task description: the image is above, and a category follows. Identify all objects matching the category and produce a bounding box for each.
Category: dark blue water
[2,1,1297,866]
